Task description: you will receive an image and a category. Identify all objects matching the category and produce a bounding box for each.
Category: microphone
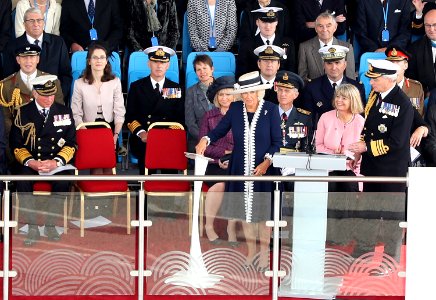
[305,129,316,155]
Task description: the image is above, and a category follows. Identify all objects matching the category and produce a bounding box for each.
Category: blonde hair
[333,84,364,114]
[213,88,235,108]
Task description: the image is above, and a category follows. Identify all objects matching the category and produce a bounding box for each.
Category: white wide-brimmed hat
[229,71,273,95]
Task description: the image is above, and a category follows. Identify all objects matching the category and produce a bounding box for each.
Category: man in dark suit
[349,59,413,192]
[237,7,295,76]
[60,0,123,52]
[354,0,410,53]
[298,11,355,82]
[239,0,292,43]
[10,75,76,246]
[0,0,11,79]
[300,45,365,126]
[294,0,346,44]
[407,8,436,94]
[3,7,71,105]
[126,46,184,174]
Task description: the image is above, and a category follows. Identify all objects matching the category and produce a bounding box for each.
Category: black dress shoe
[24,226,40,246]
[44,226,60,241]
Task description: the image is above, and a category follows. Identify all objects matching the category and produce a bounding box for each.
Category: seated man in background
[299,45,364,126]
[3,7,71,105]
[0,0,12,79]
[298,12,355,82]
[10,75,76,246]
[126,46,184,174]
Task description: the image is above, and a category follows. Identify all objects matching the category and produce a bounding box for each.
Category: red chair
[15,182,68,234]
[144,122,193,231]
[72,122,131,237]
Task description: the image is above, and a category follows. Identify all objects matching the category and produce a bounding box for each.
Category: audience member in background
[198,76,237,245]
[300,45,364,126]
[410,0,436,36]
[187,0,237,52]
[185,54,215,152]
[196,71,281,272]
[0,0,11,78]
[237,7,295,76]
[254,45,284,104]
[298,12,355,82]
[349,59,413,192]
[11,75,76,246]
[316,84,364,192]
[126,46,184,174]
[15,0,61,37]
[354,0,410,53]
[60,0,123,52]
[294,0,346,44]
[407,8,436,94]
[127,0,179,51]
[71,43,125,175]
[3,7,71,104]
[239,0,291,44]
[0,44,63,171]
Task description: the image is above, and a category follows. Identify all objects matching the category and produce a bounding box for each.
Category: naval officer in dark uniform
[126,46,184,174]
[300,45,365,127]
[349,59,414,192]
[10,75,76,246]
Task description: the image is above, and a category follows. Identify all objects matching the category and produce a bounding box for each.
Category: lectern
[273,153,347,299]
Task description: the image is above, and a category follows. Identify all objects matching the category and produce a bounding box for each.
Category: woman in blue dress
[196,71,282,271]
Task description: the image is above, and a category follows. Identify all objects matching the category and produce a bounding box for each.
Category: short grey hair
[24,7,43,22]
[382,73,398,82]
[315,11,337,27]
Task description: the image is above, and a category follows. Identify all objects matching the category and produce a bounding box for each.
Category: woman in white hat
[196,71,282,271]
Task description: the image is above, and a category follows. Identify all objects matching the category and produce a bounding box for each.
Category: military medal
[410,97,420,109]
[379,102,400,117]
[378,124,387,133]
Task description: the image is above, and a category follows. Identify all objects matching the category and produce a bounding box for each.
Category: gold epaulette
[14,148,32,165]
[296,108,311,115]
[127,120,141,133]
[57,146,76,163]
[370,139,389,157]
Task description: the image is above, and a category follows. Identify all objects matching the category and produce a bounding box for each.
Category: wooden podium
[273,153,347,299]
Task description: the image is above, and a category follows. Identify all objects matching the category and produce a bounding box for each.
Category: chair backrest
[182,12,193,72]
[127,51,179,90]
[75,123,116,170]
[11,8,16,39]
[336,31,347,42]
[185,52,236,89]
[358,52,387,100]
[145,122,187,171]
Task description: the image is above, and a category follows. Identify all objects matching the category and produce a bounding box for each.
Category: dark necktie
[40,108,48,119]
[88,0,95,19]
[281,112,288,142]
[34,39,39,47]
[155,82,160,94]
[266,39,270,45]
[332,82,337,90]
[376,93,382,106]
[282,112,288,123]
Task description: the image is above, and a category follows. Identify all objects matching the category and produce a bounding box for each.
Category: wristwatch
[56,160,62,167]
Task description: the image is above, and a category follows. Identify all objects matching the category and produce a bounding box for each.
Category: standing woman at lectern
[315,84,364,192]
[196,71,281,272]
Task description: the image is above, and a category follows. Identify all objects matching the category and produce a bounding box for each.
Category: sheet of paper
[70,216,112,229]
[39,164,76,175]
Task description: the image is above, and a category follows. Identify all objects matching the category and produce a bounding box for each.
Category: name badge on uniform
[89,28,98,41]
[53,114,72,127]
[379,102,400,117]
[162,88,182,99]
[209,37,216,49]
[381,29,390,42]
[151,36,159,46]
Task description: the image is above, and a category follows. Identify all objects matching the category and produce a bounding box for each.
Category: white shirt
[279,106,293,118]
[84,0,96,12]
[261,75,275,86]
[260,33,275,45]
[26,33,44,49]
[20,70,37,91]
[319,38,333,48]
[398,78,405,89]
[328,77,343,88]
[380,84,396,100]
[150,77,166,93]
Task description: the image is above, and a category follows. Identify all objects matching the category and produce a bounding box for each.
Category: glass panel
[11,190,136,296]
[146,191,272,295]
[280,191,406,298]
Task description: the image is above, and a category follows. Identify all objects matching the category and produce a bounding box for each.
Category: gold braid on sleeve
[14,108,36,151]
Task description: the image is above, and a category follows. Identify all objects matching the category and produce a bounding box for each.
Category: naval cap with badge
[254,44,285,60]
[318,45,349,62]
[365,59,399,78]
[143,45,176,63]
[251,7,283,22]
[275,71,304,91]
[30,75,58,96]
[15,44,41,57]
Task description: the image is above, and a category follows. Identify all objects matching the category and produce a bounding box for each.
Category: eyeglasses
[424,23,436,30]
[25,19,44,24]
[91,56,107,60]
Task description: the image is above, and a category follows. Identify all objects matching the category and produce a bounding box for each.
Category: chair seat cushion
[78,180,128,193]
[144,181,190,192]
[33,182,52,192]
